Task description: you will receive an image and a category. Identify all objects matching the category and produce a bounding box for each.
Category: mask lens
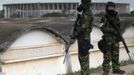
[108,6,115,10]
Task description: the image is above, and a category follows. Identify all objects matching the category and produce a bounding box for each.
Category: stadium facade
[2,0,130,18]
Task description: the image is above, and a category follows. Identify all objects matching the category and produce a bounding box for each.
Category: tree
[0,10,4,18]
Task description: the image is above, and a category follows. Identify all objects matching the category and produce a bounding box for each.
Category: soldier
[71,0,93,75]
[99,1,125,75]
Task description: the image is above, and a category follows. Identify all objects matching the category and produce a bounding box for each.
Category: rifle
[107,17,133,62]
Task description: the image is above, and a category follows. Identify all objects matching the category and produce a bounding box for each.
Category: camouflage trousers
[77,37,91,75]
[102,36,120,72]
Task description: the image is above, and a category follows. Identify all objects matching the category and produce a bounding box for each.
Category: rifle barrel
[110,21,132,62]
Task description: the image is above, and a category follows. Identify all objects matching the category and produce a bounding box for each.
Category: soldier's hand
[70,39,75,44]
[89,44,94,49]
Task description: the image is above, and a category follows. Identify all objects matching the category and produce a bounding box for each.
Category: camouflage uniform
[101,13,121,72]
[100,2,125,75]
[71,0,93,75]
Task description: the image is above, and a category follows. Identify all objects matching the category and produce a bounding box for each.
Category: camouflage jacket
[72,0,93,41]
[100,13,122,41]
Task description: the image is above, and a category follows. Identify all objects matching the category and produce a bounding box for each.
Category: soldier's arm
[99,17,108,33]
[71,14,80,39]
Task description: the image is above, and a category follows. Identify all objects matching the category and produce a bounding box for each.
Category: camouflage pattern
[71,0,93,75]
[102,35,120,72]
[72,0,93,41]
[101,11,122,72]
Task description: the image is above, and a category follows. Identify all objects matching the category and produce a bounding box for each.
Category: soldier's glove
[115,35,122,42]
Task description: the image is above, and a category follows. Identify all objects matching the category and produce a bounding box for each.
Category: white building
[2,0,130,18]
[0,17,134,75]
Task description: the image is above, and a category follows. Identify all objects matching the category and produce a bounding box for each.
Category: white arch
[10,30,60,48]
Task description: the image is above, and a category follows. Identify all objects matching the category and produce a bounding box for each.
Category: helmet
[106,1,115,8]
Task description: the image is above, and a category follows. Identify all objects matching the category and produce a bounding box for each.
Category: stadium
[2,0,130,18]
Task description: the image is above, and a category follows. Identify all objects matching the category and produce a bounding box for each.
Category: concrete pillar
[127,4,130,13]
[67,3,68,10]
[7,5,9,17]
[48,3,50,13]
[16,4,18,16]
[52,3,54,11]
[22,4,25,18]
[20,4,22,17]
[62,3,64,10]
[18,4,21,17]
[32,4,36,17]
[19,4,21,17]
[35,4,37,17]
[42,4,45,15]
[7,6,10,18]
[4,6,8,18]
[26,4,28,17]
[37,3,40,17]
[33,4,35,17]
[13,4,15,17]
[32,4,34,17]
[10,5,13,15]
[71,3,73,10]
[45,3,48,14]
[57,3,59,10]
[30,4,32,17]
[75,3,77,9]
[25,4,27,17]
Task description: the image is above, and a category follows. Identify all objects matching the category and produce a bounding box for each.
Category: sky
[0,0,133,11]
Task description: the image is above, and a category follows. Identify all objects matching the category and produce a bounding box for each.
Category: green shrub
[41,12,66,17]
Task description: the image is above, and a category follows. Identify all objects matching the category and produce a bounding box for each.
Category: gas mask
[106,2,117,16]
[107,6,115,12]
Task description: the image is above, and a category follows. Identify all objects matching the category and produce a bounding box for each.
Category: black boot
[113,69,125,74]
[102,71,109,75]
